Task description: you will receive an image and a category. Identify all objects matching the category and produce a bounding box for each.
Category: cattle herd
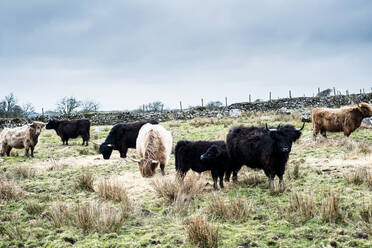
[0,103,371,191]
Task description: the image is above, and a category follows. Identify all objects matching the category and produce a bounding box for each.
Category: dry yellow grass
[96,179,131,206]
[289,192,315,221]
[321,191,345,223]
[0,178,24,201]
[185,215,219,248]
[74,169,94,191]
[151,175,204,202]
[207,196,252,222]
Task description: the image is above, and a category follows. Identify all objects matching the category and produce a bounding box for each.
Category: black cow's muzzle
[281,147,290,152]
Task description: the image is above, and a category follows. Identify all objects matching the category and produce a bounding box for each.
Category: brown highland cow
[312,102,372,140]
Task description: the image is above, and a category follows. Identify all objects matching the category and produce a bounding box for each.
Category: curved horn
[298,122,305,131]
[129,157,140,163]
[265,123,277,132]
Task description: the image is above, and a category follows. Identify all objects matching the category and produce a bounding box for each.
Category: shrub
[185,216,219,248]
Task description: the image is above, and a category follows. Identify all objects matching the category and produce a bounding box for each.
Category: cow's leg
[232,170,238,182]
[211,170,219,190]
[219,172,224,189]
[120,147,128,158]
[25,147,29,158]
[321,129,327,138]
[269,176,275,190]
[81,135,89,146]
[65,138,69,146]
[278,174,285,191]
[160,163,165,176]
[6,146,12,156]
[30,146,35,158]
[313,125,319,141]
[224,169,232,182]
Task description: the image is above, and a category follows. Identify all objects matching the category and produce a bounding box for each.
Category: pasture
[0,112,371,248]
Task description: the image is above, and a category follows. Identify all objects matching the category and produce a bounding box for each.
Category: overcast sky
[1,0,372,112]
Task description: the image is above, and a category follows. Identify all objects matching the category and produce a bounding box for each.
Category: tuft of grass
[48,159,69,171]
[0,178,24,201]
[24,201,44,215]
[359,201,372,223]
[207,196,252,222]
[151,176,204,203]
[185,216,220,248]
[190,117,218,127]
[0,224,24,240]
[321,191,345,223]
[11,165,36,179]
[344,168,367,185]
[49,201,71,227]
[96,179,131,207]
[237,171,265,187]
[48,200,130,233]
[74,201,128,233]
[356,142,371,156]
[366,171,372,190]
[75,169,94,191]
[287,160,302,180]
[289,192,315,221]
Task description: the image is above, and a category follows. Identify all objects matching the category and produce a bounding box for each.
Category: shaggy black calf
[45,119,90,146]
[99,120,158,160]
[226,123,304,190]
[175,140,231,190]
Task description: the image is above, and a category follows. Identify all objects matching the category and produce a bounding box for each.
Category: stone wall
[1,93,371,128]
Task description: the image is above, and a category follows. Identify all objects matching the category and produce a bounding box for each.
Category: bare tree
[144,101,164,112]
[22,103,35,117]
[0,93,25,118]
[56,97,81,115]
[80,100,100,113]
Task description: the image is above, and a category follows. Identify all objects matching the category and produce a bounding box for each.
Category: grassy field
[0,112,371,248]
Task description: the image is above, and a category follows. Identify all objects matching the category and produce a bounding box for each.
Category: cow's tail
[175,140,188,172]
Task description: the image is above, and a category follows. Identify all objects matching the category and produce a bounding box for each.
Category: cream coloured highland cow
[0,121,45,157]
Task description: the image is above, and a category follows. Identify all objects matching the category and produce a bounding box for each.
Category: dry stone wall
[1,93,371,128]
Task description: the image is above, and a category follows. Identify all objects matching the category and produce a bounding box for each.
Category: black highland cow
[45,119,91,146]
[226,123,305,190]
[99,120,158,160]
[175,140,232,190]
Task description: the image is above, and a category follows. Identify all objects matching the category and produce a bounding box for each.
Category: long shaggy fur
[0,122,45,157]
[136,124,172,177]
[312,102,372,139]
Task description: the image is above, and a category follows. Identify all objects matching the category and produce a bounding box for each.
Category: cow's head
[45,120,59,130]
[29,121,45,135]
[99,143,114,159]
[358,103,372,118]
[131,158,158,177]
[200,144,224,162]
[266,123,304,153]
